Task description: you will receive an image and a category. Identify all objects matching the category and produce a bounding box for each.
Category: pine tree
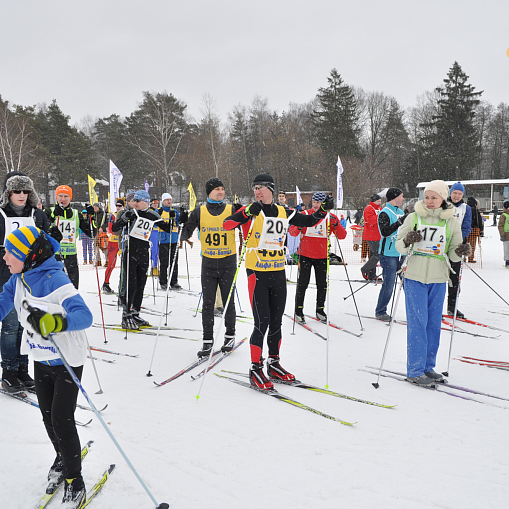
[429,62,483,180]
[312,69,362,163]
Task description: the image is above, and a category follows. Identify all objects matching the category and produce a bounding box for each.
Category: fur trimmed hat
[1,172,39,209]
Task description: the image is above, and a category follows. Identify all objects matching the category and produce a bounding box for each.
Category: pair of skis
[216,369,396,427]
[153,337,247,386]
[35,440,114,509]
[284,313,362,339]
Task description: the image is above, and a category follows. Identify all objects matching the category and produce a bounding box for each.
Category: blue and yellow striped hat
[5,226,41,261]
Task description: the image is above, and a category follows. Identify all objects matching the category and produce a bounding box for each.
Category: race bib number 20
[257,217,288,250]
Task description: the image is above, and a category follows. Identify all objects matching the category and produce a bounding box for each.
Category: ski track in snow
[2,227,509,508]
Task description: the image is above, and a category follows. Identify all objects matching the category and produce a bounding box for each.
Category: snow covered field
[1,225,508,509]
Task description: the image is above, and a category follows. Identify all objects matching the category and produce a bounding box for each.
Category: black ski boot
[1,369,24,394]
[121,312,140,331]
[46,453,64,494]
[316,307,327,322]
[62,476,86,509]
[101,283,115,295]
[131,310,151,327]
[294,307,305,324]
[197,340,213,358]
[17,364,35,389]
[221,330,235,353]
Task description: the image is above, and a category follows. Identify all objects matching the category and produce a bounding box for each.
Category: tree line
[1,61,507,208]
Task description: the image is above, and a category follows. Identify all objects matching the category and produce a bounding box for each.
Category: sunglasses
[12,190,30,195]
[253,185,268,192]
[116,204,123,207]
[133,199,141,202]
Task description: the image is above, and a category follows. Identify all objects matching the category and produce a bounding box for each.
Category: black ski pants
[247,269,286,364]
[56,254,79,289]
[447,260,462,312]
[34,362,83,479]
[159,242,179,287]
[295,256,327,311]
[201,264,236,340]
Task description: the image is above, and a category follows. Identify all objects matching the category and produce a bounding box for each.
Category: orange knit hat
[55,185,72,200]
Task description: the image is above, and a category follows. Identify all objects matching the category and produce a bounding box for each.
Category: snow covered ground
[1,225,508,509]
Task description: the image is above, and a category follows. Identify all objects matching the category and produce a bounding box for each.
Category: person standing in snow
[181,178,242,357]
[223,173,334,391]
[112,190,172,330]
[498,200,509,268]
[446,182,472,318]
[0,226,93,508]
[396,180,468,386]
[360,194,382,281]
[46,185,93,289]
[374,188,406,321]
[466,196,484,263]
[101,199,124,294]
[0,172,54,394]
[155,193,181,290]
[288,191,346,323]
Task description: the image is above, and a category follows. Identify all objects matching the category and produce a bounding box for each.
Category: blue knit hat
[450,182,465,195]
[5,226,41,261]
[134,190,150,202]
[312,191,326,202]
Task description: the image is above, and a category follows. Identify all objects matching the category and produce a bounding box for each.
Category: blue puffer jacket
[0,255,92,332]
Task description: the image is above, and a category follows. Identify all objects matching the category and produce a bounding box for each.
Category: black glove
[85,203,94,216]
[245,202,263,217]
[48,225,63,243]
[397,216,406,226]
[27,307,67,337]
[169,210,176,218]
[480,231,484,237]
[124,209,136,221]
[53,204,65,217]
[404,230,422,246]
[455,243,472,257]
[501,236,505,242]
[179,210,189,224]
[320,195,334,212]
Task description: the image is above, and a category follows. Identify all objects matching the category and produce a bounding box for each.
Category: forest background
[1,62,507,209]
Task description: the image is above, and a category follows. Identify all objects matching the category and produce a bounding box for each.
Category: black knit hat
[370,193,381,203]
[252,173,275,193]
[386,188,403,202]
[205,177,224,196]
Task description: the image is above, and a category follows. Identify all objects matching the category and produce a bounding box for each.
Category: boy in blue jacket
[0,226,93,509]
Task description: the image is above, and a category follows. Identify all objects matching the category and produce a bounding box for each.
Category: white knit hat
[161,193,172,202]
[424,180,449,202]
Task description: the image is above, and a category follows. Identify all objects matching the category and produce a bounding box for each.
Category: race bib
[129,216,155,242]
[257,216,288,250]
[58,219,76,244]
[305,220,326,238]
[414,224,447,257]
[8,217,36,234]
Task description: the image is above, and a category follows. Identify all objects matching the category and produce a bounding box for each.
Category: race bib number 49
[257,217,288,250]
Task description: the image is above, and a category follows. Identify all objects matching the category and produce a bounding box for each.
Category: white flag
[296,185,303,208]
[336,156,344,208]
[109,160,123,212]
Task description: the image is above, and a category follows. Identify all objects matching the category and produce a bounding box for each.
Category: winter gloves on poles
[27,308,67,337]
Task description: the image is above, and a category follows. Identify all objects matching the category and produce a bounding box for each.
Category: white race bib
[305,219,326,238]
[9,216,36,234]
[257,216,288,250]
[58,219,76,244]
[414,217,447,257]
[129,216,155,242]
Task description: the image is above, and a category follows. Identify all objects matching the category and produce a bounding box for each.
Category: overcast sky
[1,0,507,126]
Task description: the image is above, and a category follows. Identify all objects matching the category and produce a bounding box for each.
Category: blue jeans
[375,255,403,316]
[404,279,446,378]
[0,306,26,371]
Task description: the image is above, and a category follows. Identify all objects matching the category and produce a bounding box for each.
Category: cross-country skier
[112,190,172,330]
[102,199,124,294]
[288,191,346,323]
[446,182,472,318]
[223,173,334,390]
[0,226,93,508]
[361,194,382,281]
[374,188,406,321]
[181,178,242,357]
[396,180,469,386]
[46,185,93,289]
